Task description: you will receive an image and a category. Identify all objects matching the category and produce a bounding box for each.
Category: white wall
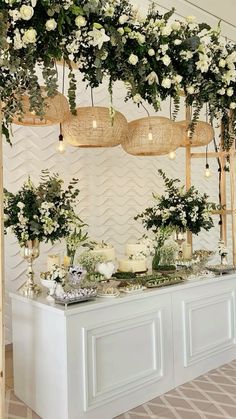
[4,0,235,343]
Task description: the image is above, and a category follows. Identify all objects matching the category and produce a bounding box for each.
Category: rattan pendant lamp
[62,106,127,147]
[122,115,183,156]
[176,120,214,147]
[62,87,127,148]
[12,87,69,126]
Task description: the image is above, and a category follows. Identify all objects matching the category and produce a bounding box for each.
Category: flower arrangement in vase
[78,251,105,286]
[65,219,89,267]
[135,170,214,271]
[4,170,82,296]
[40,265,67,300]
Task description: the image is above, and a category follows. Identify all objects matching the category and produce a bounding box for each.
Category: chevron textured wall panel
[3,76,229,343]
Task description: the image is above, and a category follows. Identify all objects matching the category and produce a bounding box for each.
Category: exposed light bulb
[148,130,153,141]
[92,119,97,129]
[204,164,211,178]
[168,151,176,160]
[57,134,66,154]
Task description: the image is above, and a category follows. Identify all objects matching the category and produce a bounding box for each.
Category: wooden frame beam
[0,100,5,419]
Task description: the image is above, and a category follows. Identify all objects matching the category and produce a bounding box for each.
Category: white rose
[128,53,138,65]
[187,86,195,94]
[218,88,225,95]
[161,26,172,36]
[137,33,145,44]
[20,5,34,21]
[31,0,37,7]
[117,27,124,35]
[186,15,196,23]
[161,78,171,89]
[227,87,234,96]
[133,94,142,103]
[45,18,57,31]
[119,14,129,25]
[171,21,181,31]
[230,102,236,109]
[174,39,182,45]
[22,28,37,44]
[162,55,171,66]
[75,15,86,27]
[219,59,226,68]
[148,48,155,56]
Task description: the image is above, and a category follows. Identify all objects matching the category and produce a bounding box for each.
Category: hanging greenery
[0,0,236,149]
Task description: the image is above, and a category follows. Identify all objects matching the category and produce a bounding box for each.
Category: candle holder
[18,239,41,298]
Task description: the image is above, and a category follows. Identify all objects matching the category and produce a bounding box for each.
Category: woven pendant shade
[62,106,127,147]
[177,120,214,147]
[122,116,182,156]
[13,88,69,126]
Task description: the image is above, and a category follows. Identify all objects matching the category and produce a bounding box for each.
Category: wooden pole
[185,106,192,248]
[220,123,227,244]
[0,100,5,418]
[230,142,236,265]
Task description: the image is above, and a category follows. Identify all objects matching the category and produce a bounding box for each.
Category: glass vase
[66,246,76,267]
[152,247,162,271]
[19,239,41,297]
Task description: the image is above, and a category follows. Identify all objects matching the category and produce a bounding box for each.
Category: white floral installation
[0,0,236,149]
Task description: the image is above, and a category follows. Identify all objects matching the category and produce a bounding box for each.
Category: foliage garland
[0,0,236,149]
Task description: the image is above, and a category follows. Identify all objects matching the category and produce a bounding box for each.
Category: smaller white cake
[118,258,147,273]
[125,243,148,257]
[90,247,116,262]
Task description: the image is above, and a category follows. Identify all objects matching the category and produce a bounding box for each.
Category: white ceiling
[133,0,236,41]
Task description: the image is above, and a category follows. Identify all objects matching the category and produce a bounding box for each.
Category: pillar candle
[182,243,192,260]
[47,254,60,272]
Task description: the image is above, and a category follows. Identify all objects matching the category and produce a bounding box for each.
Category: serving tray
[54,295,96,307]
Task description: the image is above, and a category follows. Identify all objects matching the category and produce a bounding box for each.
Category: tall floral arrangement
[135,170,214,235]
[4,170,81,246]
[0,0,236,149]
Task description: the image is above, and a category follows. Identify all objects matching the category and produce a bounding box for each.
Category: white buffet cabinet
[11,274,236,419]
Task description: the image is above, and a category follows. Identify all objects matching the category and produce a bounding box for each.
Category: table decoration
[206,265,236,275]
[4,170,81,297]
[88,241,116,262]
[68,265,87,286]
[53,288,97,307]
[218,240,228,265]
[97,286,120,298]
[40,265,67,299]
[96,262,116,280]
[120,284,146,294]
[40,278,57,302]
[135,170,214,271]
[145,275,186,288]
[65,222,88,267]
[47,254,60,272]
[20,239,40,297]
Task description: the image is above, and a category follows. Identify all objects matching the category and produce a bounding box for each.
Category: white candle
[182,243,192,260]
[47,254,60,272]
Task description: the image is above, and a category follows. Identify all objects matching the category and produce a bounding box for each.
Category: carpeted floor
[5,359,236,418]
